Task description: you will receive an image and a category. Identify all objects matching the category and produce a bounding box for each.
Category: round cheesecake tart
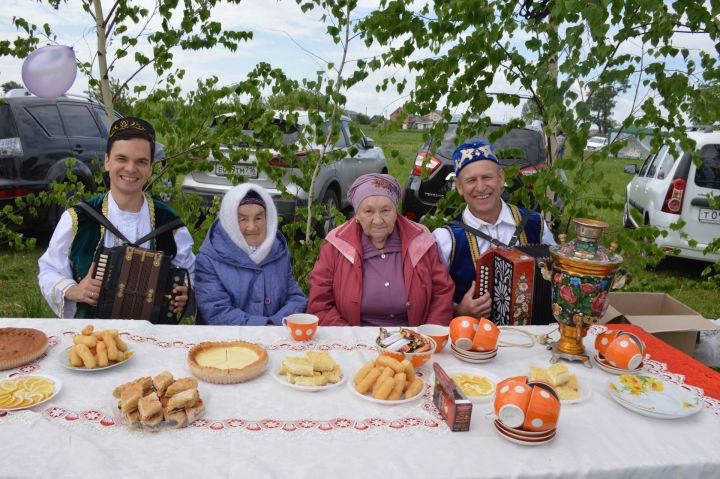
[187,341,268,384]
[0,328,48,371]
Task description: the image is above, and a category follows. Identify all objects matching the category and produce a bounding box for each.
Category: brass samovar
[540,218,628,367]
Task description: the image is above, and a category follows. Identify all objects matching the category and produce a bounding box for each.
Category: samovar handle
[611,268,630,289]
[538,260,552,281]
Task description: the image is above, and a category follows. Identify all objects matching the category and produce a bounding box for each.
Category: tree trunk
[92,0,114,130]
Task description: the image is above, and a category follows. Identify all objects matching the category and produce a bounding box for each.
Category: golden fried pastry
[165,377,198,396]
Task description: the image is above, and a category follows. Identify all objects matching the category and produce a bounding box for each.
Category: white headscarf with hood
[218,183,278,265]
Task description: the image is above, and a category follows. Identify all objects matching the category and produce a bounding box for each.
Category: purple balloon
[22,45,77,98]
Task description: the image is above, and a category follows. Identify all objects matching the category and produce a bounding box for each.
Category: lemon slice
[450,373,495,397]
[0,380,18,394]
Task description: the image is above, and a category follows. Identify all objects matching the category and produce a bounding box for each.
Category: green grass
[2,131,718,322]
[363,125,424,185]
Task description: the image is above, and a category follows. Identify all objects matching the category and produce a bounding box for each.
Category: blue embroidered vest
[67,193,181,319]
[444,205,543,304]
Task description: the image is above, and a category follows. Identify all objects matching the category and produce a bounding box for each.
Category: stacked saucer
[593,353,644,375]
[450,342,498,364]
[492,419,557,446]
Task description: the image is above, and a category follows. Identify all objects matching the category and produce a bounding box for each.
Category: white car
[623,129,720,262]
[586,136,609,151]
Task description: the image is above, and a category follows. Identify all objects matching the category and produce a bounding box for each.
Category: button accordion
[92,246,188,324]
[473,245,553,326]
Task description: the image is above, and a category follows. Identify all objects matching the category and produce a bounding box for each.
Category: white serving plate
[444,367,499,403]
[347,378,425,405]
[61,346,134,372]
[0,374,62,411]
[527,365,593,405]
[607,374,703,419]
[270,365,347,392]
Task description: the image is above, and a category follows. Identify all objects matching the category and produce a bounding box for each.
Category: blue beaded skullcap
[453,140,499,175]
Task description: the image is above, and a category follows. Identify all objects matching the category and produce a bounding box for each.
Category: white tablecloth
[1,318,719,479]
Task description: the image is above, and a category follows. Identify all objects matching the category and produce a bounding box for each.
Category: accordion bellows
[92,246,186,324]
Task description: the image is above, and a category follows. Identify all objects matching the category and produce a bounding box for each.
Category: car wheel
[317,188,339,238]
[622,201,634,228]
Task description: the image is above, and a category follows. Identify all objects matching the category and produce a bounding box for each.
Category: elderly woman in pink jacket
[308,173,454,326]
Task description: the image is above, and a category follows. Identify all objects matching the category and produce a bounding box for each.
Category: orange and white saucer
[450,343,497,364]
[493,419,557,446]
[593,353,644,375]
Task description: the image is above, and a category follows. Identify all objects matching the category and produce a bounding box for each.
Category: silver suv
[623,128,720,262]
[181,112,387,234]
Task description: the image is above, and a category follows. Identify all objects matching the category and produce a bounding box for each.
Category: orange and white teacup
[523,382,561,432]
[471,318,500,352]
[450,316,478,350]
[282,313,319,341]
[494,379,533,429]
[604,333,644,369]
[595,330,620,357]
[418,324,450,353]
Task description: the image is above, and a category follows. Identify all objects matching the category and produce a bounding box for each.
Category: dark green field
[1,128,718,321]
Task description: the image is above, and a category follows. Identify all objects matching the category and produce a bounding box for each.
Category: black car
[402,120,565,222]
[0,91,165,233]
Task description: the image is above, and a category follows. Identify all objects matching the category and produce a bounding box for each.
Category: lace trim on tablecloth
[7,335,61,376]
[57,330,380,353]
[0,385,449,436]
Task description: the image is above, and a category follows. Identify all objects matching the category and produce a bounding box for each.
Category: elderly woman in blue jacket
[195,184,307,325]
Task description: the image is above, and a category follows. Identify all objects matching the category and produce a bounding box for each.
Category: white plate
[0,374,62,411]
[527,366,593,405]
[61,346,134,371]
[270,365,347,392]
[444,367,499,403]
[560,380,592,405]
[347,378,425,405]
[608,375,703,419]
[493,420,556,446]
[593,354,642,375]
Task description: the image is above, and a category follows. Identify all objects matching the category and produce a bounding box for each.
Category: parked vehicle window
[656,145,681,180]
[25,105,65,136]
[695,144,720,189]
[638,153,655,177]
[323,121,349,148]
[646,146,667,178]
[437,124,542,167]
[59,104,102,138]
[0,104,18,137]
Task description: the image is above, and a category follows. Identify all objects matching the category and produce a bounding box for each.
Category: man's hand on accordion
[454,280,492,319]
[65,262,102,306]
[172,285,189,313]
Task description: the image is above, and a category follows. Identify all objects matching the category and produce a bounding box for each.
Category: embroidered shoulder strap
[75,201,184,248]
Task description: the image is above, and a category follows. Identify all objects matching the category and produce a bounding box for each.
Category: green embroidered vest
[68,192,181,319]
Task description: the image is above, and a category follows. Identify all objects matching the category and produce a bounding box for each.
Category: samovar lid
[550,218,623,266]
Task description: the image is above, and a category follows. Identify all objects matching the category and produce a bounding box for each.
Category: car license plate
[698,208,720,224]
[214,163,258,178]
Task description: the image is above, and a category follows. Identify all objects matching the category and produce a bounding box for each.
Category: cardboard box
[600,292,720,357]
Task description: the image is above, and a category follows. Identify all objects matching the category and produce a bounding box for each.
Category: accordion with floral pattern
[473,245,552,326]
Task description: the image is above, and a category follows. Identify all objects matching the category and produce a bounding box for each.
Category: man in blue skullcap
[432,140,556,320]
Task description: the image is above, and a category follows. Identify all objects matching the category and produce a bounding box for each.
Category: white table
[2,318,719,479]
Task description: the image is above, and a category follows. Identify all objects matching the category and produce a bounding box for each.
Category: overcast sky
[1,1,716,123]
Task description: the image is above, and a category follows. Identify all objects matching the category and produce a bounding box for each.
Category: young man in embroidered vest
[432,140,556,320]
[38,117,195,319]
